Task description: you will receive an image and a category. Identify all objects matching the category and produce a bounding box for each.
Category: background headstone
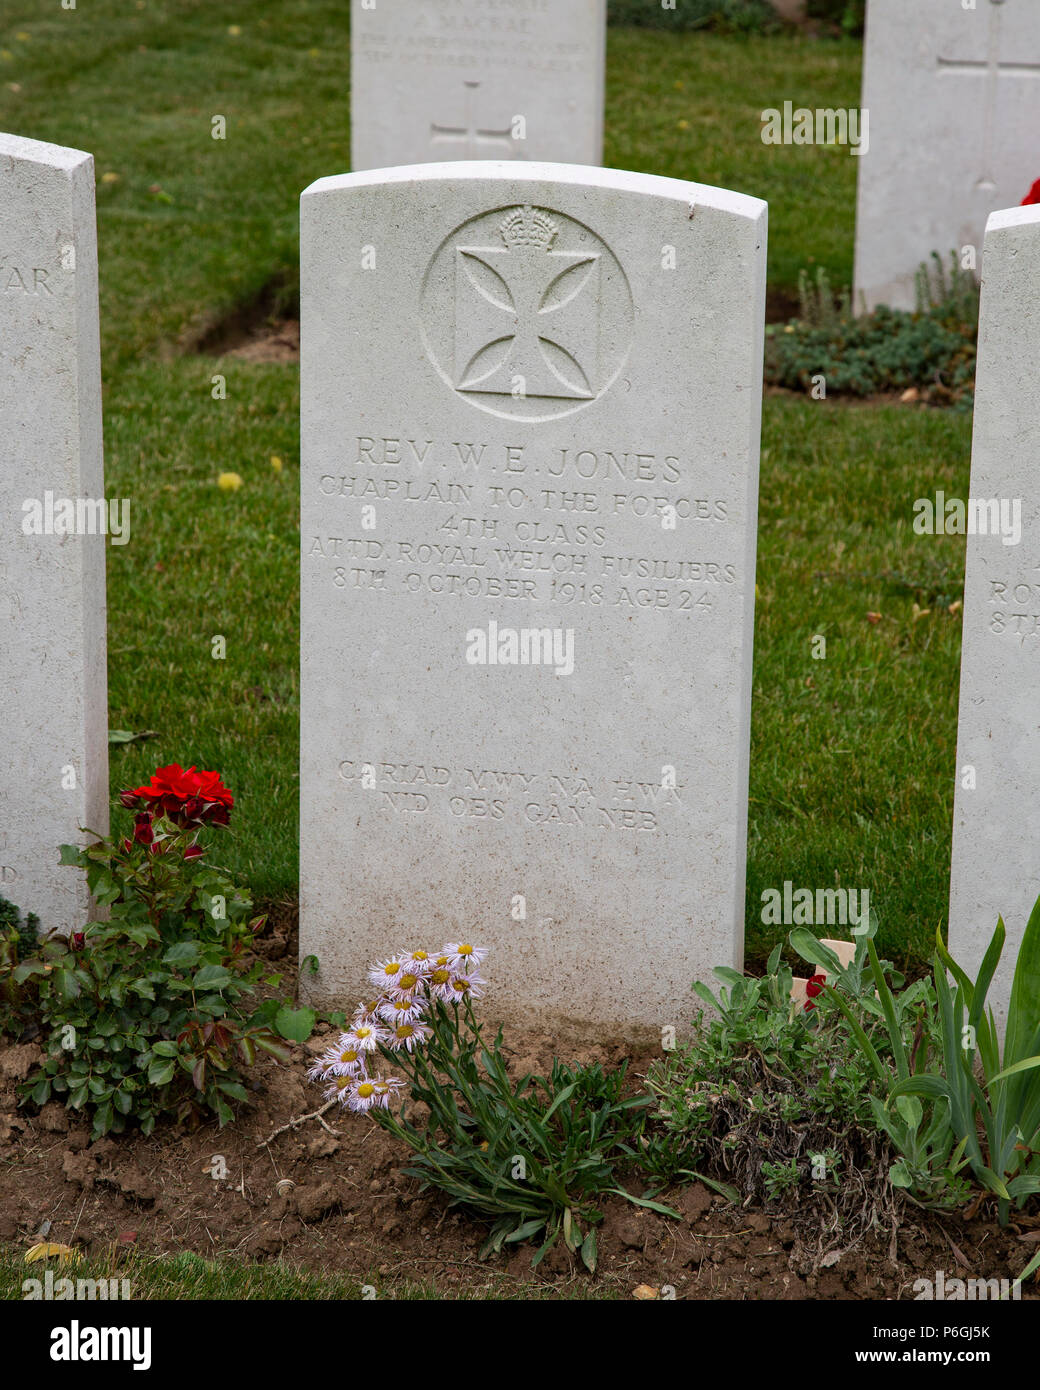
[0,132,109,935]
[949,204,1040,1032]
[350,0,606,172]
[300,161,766,1037]
[855,0,1040,311]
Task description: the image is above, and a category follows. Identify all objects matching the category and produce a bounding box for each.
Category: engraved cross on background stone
[430,80,517,158]
[937,0,1040,192]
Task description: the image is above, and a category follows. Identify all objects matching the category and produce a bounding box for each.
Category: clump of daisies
[307,942,487,1114]
[306,939,670,1274]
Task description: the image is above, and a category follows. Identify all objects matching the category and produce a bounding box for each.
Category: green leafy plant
[789,925,970,1208]
[762,1156,801,1200]
[0,896,42,1036]
[888,895,1040,1228]
[309,945,676,1272]
[15,764,288,1137]
[646,945,896,1232]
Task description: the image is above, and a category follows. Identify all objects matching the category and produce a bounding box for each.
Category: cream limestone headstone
[350,0,606,172]
[949,204,1040,1032]
[855,0,1040,311]
[299,162,766,1037]
[0,133,109,934]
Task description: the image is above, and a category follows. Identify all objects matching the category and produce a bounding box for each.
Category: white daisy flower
[385,967,427,1000]
[387,1020,433,1053]
[400,949,433,975]
[377,994,427,1026]
[307,1039,366,1081]
[426,965,456,1002]
[370,1076,406,1110]
[444,942,487,972]
[345,1079,382,1113]
[369,955,407,991]
[443,971,486,1004]
[324,1075,358,1106]
[353,998,383,1024]
[345,1022,389,1053]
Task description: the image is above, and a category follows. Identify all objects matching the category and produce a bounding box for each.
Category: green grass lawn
[0,1246,610,1300]
[1,4,963,970]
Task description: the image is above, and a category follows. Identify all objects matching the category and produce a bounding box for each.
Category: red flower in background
[1022,179,1040,206]
[120,764,234,828]
[804,974,827,1012]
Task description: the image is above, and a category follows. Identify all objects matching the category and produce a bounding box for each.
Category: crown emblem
[498,205,558,251]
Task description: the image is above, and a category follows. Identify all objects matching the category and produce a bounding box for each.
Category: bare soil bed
[1,918,1036,1301]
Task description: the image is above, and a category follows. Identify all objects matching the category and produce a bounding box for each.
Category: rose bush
[12,764,289,1137]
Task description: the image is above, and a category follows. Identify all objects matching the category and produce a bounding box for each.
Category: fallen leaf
[633,1284,660,1300]
[25,1242,79,1266]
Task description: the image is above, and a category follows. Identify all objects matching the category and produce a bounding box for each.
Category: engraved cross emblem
[431,80,517,159]
[453,207,600,402]
[937,0,1040,191]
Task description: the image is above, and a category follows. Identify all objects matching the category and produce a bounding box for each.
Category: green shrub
[807,0,864,36]
[607,0,780,34]
[765,255,979,405]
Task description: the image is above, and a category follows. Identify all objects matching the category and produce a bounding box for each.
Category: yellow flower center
[431,969,451,985]
[399,972,419,991]
[357,1083,375,1099]
[411,951,429,962]
[383,961,401,977]
[396,1025,415,1040]
[458,944,473,957]
[340,1050,359,1064]
[356,1027,372,1039]
[455,977,471,993]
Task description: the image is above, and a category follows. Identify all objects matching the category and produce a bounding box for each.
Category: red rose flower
[1022,179,1040,206]
[121,764,234,828]
[183,845,204,861]
[804,974,827,1012]
[70,931,85,951]
[133,813,154,846]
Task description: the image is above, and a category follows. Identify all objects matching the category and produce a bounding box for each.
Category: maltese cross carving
[453,206,600,402]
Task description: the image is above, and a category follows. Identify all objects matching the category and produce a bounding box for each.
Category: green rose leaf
[192,965,233,990]
[274,1005,317,1043]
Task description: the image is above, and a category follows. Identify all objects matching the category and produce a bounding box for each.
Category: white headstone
[350,0,606,172]
[855,0,1040,311]
[300,161,766,1037]
[0,133,109,934]
[949,204,1040,1031]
